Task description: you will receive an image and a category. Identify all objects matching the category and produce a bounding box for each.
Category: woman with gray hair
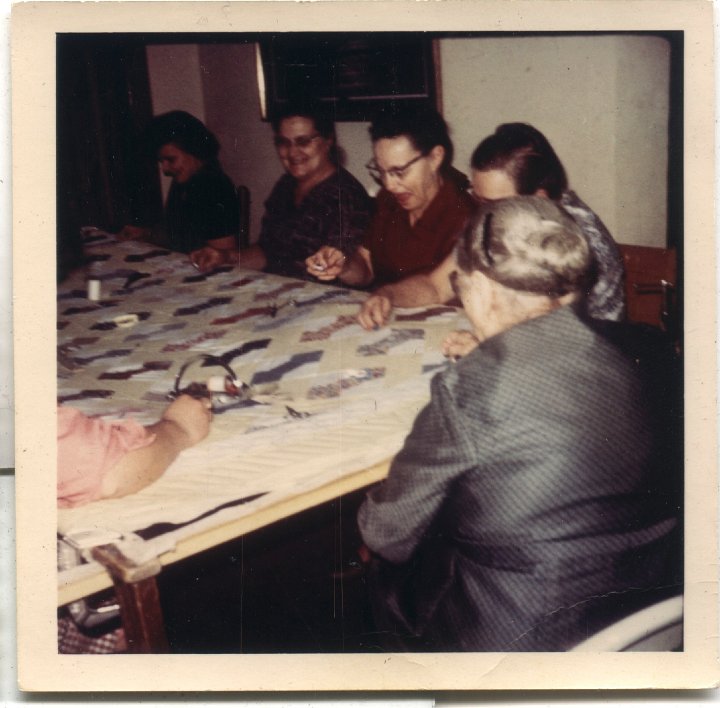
[357,196,680,652]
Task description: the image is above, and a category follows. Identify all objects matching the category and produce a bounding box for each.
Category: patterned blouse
[561,190,625,321]
[258,167,372,280]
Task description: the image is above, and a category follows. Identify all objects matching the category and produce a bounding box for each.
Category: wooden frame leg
[91,543,169,653]
[111,575,169,653]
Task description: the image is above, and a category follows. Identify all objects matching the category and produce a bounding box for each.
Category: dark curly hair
[146,111,220,163]
[270,100,336,141]
[270,100,338,163]
[369,103,454,173]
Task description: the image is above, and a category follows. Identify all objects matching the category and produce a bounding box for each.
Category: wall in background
[439,34,670,248]
[612,36,672,247]
[146,44,206,202]
[198,42,277,241]
[144,34,673,248]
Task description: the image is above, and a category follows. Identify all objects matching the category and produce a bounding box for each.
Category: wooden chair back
[618,244,678,333]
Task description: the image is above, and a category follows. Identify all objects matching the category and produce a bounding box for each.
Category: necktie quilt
[57,236,470,555]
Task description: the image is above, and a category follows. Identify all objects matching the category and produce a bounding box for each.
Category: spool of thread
[206,375,243,396]
[87,279,101,301]
[206,375,228,393]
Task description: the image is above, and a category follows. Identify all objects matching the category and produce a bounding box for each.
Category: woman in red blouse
[305,105,474,289]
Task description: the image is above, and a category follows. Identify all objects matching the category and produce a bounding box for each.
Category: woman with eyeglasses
[305,105,474,289]
[356,122,625,331]
[193,102,372,276]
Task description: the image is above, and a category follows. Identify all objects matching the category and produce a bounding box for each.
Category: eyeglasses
[273,133,321,150]
[366,153,426,184]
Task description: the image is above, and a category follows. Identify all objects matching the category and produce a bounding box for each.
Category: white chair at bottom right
[571,595,683,652]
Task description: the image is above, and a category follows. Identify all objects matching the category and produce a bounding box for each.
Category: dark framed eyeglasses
[273,133,321,150]
[366,153,426,184]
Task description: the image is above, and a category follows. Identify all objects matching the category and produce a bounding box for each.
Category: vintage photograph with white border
[12,0,718,692]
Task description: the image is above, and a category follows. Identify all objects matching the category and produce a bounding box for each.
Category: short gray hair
[456,196,593,297]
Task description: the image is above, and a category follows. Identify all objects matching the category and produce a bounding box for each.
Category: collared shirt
[258,167,372,280]
[363,176,474,287]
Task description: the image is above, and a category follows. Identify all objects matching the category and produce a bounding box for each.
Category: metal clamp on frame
[59,529,171,650]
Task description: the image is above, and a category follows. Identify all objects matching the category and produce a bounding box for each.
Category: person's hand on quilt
[357,293,393,331]
[190,246,225,272]
[305,246,347,281]
[161,394,213,448]
[442,329,480,360]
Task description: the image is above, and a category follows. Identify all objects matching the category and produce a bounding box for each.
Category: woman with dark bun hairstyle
[120,110,240,265]
[468,123,624,321]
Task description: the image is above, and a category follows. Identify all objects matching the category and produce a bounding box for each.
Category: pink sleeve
[57,407,156,508]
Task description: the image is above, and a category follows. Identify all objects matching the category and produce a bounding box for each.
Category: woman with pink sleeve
[57,395,212,508]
